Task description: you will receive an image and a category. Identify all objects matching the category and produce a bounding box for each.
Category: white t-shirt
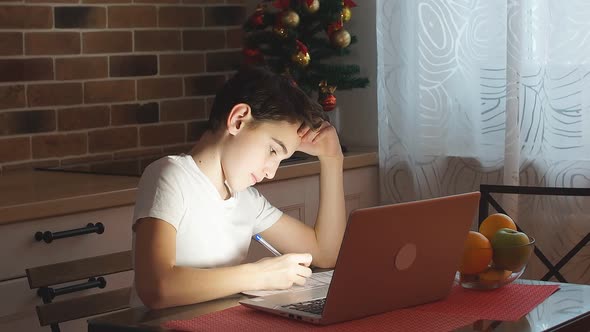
[129,154,283,306]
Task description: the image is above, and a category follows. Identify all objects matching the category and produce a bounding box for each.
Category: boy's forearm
[140,263,257,309]
[313,155,346,267]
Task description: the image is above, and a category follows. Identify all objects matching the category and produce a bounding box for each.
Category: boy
[132,66,346,309]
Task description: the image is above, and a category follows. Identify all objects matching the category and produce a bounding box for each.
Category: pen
[252,234,282,256]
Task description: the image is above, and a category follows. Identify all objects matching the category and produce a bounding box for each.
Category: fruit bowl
[459,236,535,290]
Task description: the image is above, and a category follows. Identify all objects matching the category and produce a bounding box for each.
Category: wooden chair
[25,250,133,332]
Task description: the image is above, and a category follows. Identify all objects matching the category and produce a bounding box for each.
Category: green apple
[490,228,533,271]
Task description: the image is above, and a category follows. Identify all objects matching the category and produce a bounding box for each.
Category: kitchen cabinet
[0,206,134,332]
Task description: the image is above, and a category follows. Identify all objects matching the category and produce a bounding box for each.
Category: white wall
[243,1,378,148]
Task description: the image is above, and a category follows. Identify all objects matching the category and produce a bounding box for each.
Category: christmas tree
[243,0,369,113]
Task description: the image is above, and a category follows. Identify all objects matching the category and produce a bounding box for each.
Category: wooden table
[88,280,590,332]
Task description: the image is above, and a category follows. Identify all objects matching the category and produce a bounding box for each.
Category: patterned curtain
[377,0,590,283]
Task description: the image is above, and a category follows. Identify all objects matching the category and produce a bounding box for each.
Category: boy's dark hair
[207,65,326,132]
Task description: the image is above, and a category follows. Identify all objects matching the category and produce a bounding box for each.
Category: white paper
[241,270,333,297]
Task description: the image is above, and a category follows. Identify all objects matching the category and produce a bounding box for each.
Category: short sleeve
[249,187,283,234]
[133,158,185,231]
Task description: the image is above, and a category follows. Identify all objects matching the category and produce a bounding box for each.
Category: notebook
[239,192,481,325]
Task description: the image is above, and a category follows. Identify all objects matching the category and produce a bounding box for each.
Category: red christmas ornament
[247,4,265,28]
[327,21,344,37]
[243,48,263,64]
[343,0,357,8]
[318,80,338,112]
[292,40,310,66]
[320,94,337,112]
[273,0,291,9]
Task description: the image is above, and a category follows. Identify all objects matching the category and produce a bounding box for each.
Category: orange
[459,231,493,274]
[478,213,517,241]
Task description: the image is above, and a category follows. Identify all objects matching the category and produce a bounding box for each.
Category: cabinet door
[0,205,134,281]
[0,271,133,332]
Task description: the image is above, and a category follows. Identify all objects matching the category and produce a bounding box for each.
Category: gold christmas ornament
[281,10,300,28]
[331,28,351,48]
[292,51,310,67]
[273,26,288,38]
[304,0,320,13]
[341,6,352,22]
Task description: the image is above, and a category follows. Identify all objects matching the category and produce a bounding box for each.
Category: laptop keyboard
[282,298,326,315]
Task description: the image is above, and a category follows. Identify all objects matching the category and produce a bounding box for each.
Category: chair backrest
[25,250,133,331]
[479,184,590,283]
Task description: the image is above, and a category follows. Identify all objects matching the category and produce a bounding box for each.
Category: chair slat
[26,250,132,288]
[36,287,131,326]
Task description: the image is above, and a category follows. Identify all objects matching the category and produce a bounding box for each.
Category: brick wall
[0,0,245,174]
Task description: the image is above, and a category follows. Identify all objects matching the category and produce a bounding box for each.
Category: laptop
[239,191,481,325]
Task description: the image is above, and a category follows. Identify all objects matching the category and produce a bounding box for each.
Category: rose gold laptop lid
[239,192,481,325]
[320,191,480,324]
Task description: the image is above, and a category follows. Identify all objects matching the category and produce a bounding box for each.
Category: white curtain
[377,0,590,283]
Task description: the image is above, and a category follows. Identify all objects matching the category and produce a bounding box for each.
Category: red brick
[28,83,83,107]
[226,28,243,48]
[158,6,202,27]
[26,0,79,3]
[140,123,185,146]
[54,6,106,28]
[108,6,157,28]
[83,31,132,54]
[0,6,52,29]
[58,105,110,131]
[160,98,206,121]
[204,6,246,27]
[0,85,26,110]
[111,102,159,125]
[25,32,80,55]
[0,137,30,163]
[135,0,178,4]
[0,32,23,56]
[0,58,53,82]
[83,0,129,3]
[89,127,138,152]
[137,77,183,100]
[185,74,226,96]
[56,56,108,80]
[160,53,204,75]
[135,30,181,51]
[0,109,55,135]
[110,55,157,77]
[182,0,225,3]
[183,30,224,50]
[84,80,135,103]
[32,133,87,158]
[206,50,241,72]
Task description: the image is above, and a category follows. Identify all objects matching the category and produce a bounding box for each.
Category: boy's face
[222,119,302,192]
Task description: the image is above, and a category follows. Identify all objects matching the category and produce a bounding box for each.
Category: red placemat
[162,284,559,332]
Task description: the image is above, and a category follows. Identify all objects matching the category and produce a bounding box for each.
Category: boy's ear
[227,103,252,135]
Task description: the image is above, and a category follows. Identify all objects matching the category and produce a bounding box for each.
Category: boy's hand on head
[296,121,343,160]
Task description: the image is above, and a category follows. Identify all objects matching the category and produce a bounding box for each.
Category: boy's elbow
[136,278,170,310]
[313,254,338,269]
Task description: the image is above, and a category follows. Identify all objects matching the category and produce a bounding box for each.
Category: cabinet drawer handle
[34,222,105,243]
[37,276,107,303]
